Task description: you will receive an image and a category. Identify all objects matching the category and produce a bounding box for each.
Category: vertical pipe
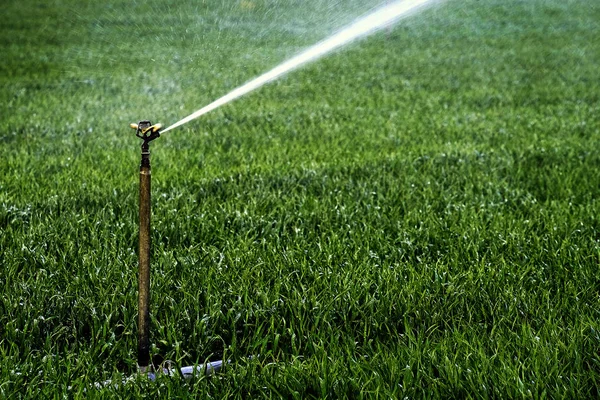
[138,142,151,370]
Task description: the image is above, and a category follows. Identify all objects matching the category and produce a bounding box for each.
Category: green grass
[1,0,600,397]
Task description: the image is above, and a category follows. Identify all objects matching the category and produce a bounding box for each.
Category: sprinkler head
[131,120,162,144]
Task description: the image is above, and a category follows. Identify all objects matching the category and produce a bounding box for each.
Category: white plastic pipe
[91,360,227,389]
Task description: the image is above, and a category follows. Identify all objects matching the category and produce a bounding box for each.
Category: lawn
[1,0,599,397]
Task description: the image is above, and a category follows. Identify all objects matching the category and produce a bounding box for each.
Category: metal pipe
[131,120,162,371]
[138,139,151,370]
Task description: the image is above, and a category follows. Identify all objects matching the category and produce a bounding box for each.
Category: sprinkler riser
[131,120,162,370]
[138,153,151,369]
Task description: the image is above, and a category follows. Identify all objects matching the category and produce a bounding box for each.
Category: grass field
[1,0,600,397]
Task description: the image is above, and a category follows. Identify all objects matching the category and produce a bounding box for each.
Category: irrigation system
[124,0,438,383]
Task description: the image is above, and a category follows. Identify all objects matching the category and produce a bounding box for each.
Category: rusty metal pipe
[131,121,161,371]
[138,141,152,370]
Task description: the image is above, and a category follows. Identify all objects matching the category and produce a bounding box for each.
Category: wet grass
[1,0,600,397]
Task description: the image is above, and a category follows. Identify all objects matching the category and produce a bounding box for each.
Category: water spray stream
[162,0,438,133]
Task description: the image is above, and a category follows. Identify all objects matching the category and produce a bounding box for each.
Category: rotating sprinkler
[126,121,224,381]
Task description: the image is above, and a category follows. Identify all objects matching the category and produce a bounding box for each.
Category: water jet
[162,0,438,133]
